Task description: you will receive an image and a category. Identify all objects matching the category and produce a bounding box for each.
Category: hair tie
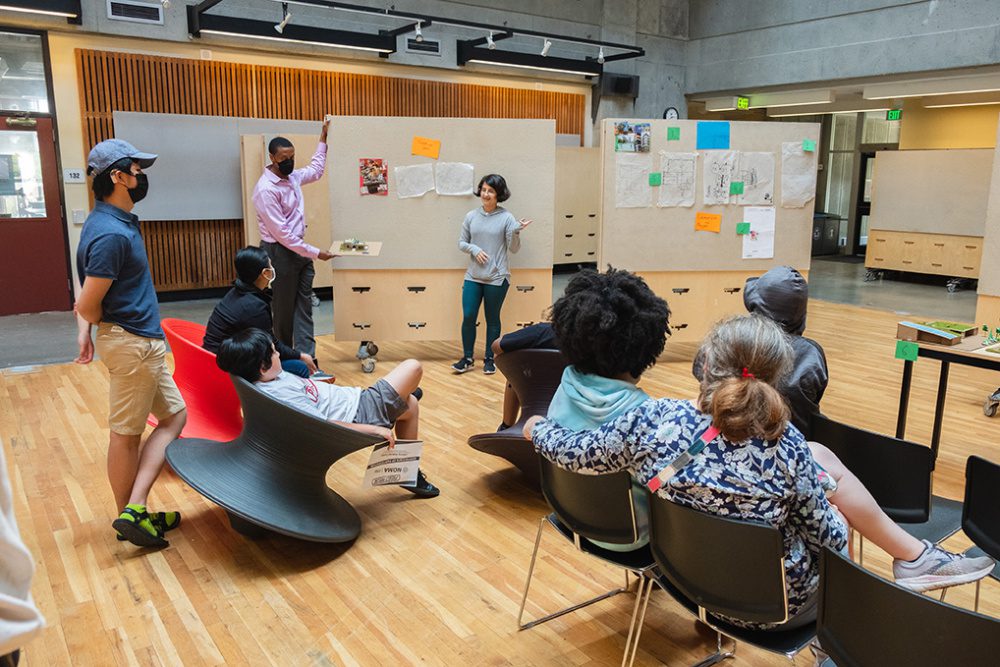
[741,367,755,380]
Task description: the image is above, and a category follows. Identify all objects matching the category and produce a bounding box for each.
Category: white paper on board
[615,153,652,208]
[394,163,435,198]
[703,150,737,205]
[742,206,776,259]
[781,142,817,208]
[435,162,475,196]
[736,152,775,206]
[657,151,697,207]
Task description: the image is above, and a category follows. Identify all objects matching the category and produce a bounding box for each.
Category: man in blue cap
[74,138,187,549]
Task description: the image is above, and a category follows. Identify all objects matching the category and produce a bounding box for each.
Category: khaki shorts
[96,323,185,436]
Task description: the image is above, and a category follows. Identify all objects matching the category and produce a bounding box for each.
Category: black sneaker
[402,470,440,498]
[483,359,496,375]
[451,357,474,373]
[412,387,423,401]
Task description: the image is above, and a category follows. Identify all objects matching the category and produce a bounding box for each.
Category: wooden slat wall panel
[77,49,585,291]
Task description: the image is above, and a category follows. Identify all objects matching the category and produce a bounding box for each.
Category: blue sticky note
[696,121,731,150]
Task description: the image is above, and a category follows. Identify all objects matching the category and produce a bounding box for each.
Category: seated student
[216,328,439,498]
[491,322,558,430]
[204,246,329,381]
[528,314,994,629]
[693,265,825,434]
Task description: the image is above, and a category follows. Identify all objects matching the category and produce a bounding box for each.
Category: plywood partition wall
[599,118,820,341]
[554,147,601,264]
[976,123,1000,325]
[327,117,555,343]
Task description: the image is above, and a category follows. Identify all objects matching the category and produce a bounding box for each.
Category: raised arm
[297,119,330,185]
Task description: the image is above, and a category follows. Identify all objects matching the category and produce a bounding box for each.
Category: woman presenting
[453,174,531,375]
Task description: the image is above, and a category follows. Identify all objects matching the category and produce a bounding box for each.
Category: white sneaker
[893,540,996,593]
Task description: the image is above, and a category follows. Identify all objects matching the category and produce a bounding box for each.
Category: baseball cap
[86,138,158,175]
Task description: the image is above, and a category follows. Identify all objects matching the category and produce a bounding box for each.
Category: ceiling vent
[405,38,440,56]
[107,0,164,25]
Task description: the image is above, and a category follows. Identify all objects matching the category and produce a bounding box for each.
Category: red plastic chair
[147,318,243,441]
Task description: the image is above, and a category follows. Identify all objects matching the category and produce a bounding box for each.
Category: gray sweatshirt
[458,206,521,285]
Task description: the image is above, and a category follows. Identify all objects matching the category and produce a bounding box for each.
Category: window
[0,32,49,114]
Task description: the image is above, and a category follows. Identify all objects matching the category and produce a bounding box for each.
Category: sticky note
[695,212,722,233]
[411,136,441,159]
[894,340,919,361]
[648,172,662,186]
[803,139,816,152]
[730,181,744,195]
[736,222,751,235]
[696,121,730,150]
[667,127,680,141]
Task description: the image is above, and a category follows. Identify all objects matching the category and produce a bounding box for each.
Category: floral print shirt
[531,398,848,628]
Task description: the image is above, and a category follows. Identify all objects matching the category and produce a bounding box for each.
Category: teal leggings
[461,279,509,360]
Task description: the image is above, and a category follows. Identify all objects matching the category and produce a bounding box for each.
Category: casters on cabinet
[985,388,1000,418]
[357,340,378,373]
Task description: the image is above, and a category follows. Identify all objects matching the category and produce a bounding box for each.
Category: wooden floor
[2,299,998,666]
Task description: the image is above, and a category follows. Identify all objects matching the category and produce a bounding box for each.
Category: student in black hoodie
[203,246,329,380]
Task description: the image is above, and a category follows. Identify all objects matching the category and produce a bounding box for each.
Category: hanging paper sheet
[394,163,435,199]
[657,151,697,207]
[434,162,475,196]
[703,151,737,205]
[615,153,652,208]
[736,152,775,206]
[741,206,776,259]
[781,142,818,208]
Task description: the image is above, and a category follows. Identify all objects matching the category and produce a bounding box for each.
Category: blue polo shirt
[76,201,163,339]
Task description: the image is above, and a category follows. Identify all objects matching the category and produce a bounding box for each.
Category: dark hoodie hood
[743,266,808,335]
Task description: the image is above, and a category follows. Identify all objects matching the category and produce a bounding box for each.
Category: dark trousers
[262,242,316,358]
[461,279,509,360]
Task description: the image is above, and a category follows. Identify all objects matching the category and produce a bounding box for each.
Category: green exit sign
[887,109,903,121]
[736,96,750,110]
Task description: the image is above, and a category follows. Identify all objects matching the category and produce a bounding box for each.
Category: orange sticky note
[411,136,441,159]
[695,212,722,233]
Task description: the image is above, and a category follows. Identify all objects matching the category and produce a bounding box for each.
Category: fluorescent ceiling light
[863,74,1000,100]
[0,4,77,18]
[465,58,597,78]
[922,92,1000,108]
[704,97,738,112]
[748,90,833,109]
[767,107,889,118]
[200,30,393,53]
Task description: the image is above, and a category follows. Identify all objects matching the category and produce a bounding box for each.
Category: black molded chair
[961,455,1000,612]
[165,376,382,542]
[468,349,568,487]
[817,547,1000,666]
[809,414,961,549]
[518,457,655,667]
[633,491,816,666]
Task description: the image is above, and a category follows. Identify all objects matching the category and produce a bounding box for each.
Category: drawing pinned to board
[394,163,435,199]
[614,121,651,153]
[657,151,696,207]
[735,151,775,205]
[615,153,652,208]
[359,158,388,196]
[741,206,776,259]
[434,162,475,196]
[703,151,737,205]
[781,142,818,207]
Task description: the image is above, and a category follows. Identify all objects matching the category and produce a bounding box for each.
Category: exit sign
[887,109,903,121]
[736,96,750,110]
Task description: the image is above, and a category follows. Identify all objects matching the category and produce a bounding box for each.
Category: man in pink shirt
[253,119,334,366]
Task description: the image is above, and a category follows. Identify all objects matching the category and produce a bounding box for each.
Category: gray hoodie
[458,206,521,285]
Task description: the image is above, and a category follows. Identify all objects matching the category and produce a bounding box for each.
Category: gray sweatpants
[262,241,316,358]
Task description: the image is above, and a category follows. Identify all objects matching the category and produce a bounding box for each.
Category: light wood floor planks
[2,298,999,666]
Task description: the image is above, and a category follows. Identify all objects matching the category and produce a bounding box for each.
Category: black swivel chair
[518,457,655,667]
[809,415,961,551]
[166,376,382,542]
[961,455,1000,612]
[468,349,568,488]
[633,492,816,666]
[817,547,1000,666]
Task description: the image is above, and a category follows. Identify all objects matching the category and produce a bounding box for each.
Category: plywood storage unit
[866,148,991,280]
[327,117,555,343]
[599,118,820,342]
[554,147,600,264]
[976,124,1000,326]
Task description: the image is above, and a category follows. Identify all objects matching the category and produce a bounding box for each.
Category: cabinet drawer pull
[516,285,535,293]
[587,252,596,256]
[352,322,372,330]
[965,245,978,249]
[964,266,975,270]
[564,253,573,257]
[406,286,426,293]
[516,321,537,328]
[934,243,945,247]
[565,214,574,218]
[872,257,884,262]
[588,232,596,237]
[673,323,688,330]
[407,322,427,329]
[565,234,574,238]
[903,241,915,245]
[588,213,597,218]
[902,260,913,264]
[874,238,886,243]
[931,263,942,267]
[723,287,741,294]
[351,286,371,293]
[672,287,690,294]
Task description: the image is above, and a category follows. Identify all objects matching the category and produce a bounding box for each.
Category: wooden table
[896,335,1000,466]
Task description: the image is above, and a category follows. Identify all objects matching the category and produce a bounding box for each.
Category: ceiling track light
[275,2,291,34]
[540,38,552,57]
[161,0,170,8]
[414,23,423,42]
[597,46,604,64]
[486,31,495,50]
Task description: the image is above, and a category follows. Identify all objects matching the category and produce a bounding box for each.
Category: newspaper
[362,439,422,488]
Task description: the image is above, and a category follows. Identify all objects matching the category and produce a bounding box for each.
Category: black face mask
[128,173,149,203]
[277,158,294,176]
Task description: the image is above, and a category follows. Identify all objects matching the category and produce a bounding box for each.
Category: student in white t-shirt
[216,328,439,497]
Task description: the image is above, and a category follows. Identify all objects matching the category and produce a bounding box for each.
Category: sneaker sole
[894,564,996,593]
[452,365,474,374]
[112,518,168,548]
[483,368,496,375]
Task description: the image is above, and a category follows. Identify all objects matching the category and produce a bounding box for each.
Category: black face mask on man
[276,158,294,176]
[128,173,149,203]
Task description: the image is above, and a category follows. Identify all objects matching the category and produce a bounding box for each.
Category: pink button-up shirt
[252,142,327,259]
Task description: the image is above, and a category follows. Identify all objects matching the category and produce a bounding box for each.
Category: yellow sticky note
[411,136,441,159]
[695,212,722,233]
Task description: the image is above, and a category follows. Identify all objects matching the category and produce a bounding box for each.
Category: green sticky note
[803,139,816,152]
[667,127,680,141]
[648,172,662,186]
[736,222,751,235]
[894,340,919,362]
[730,181,744,195]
